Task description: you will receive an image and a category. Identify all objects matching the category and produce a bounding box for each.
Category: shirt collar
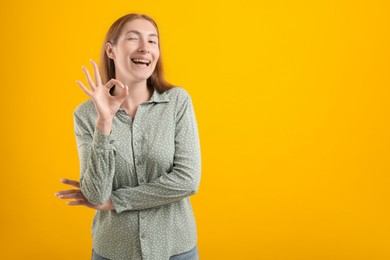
[146,86,170,103]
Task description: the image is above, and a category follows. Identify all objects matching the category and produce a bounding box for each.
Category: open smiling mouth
[131,58,151,66]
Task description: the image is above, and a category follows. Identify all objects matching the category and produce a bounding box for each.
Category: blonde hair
[99,13,174,93]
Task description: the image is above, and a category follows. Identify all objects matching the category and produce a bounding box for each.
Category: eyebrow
[125,30,158,37]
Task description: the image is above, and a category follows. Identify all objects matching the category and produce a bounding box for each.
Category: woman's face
[108,19,160,83]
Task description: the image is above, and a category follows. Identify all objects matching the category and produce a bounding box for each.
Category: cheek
[154,48,160,61]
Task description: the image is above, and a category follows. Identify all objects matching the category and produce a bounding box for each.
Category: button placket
[131,110,145,186]
[139,208,148,259]
[136,159,142,166]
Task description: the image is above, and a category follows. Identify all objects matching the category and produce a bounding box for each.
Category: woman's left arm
[110,94,202,213]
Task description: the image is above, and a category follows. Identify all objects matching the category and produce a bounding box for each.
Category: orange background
[1,0,389,259]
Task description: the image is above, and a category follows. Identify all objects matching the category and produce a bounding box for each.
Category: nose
[137,39,150,53]
[138,48,150,53]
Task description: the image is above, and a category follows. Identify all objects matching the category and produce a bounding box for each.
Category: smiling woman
[55,13,201,260]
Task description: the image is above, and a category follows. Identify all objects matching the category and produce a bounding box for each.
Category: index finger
[105,78,125,90]
[60,178,80,188]
[90,59,102,86]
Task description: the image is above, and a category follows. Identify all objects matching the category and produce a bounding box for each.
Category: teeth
[132,59,151,64]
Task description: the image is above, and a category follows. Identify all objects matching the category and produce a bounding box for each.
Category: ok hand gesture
[77,59,129,121]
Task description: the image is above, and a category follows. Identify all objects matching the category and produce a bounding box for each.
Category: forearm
[80,150,115,205]
[95,116,113,135]
[78,128,116,205]
[110,160,201,213]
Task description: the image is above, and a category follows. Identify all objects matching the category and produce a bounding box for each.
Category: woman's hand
[55,178,115,211]
[77,59,129,122]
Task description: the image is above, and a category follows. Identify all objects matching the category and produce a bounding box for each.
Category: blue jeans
[92,245,199,260]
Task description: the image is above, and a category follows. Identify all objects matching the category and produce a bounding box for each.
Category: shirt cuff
[92,127,113,150]
[110,194,129,214]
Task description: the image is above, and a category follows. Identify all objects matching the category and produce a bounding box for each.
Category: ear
[105,42,116,60]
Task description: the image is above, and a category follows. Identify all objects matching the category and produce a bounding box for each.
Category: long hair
[99,13,174,93]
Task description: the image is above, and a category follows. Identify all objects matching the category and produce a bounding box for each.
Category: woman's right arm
[73,110,116,205]
[73,59,129,205]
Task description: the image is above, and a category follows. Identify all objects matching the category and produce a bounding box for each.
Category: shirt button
[109,140,115,144]
[139,178,145,184]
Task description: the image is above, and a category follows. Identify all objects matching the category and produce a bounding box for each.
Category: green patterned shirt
[73,86,201,260]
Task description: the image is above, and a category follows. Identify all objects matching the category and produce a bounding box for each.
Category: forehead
[121,19,158,36]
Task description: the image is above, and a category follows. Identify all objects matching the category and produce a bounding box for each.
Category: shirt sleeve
[73,110,116,205]
[110,94,201,213]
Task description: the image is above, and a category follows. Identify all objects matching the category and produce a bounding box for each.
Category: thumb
[121,84,129,98]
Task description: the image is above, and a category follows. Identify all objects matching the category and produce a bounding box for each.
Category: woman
[55,13,201,260]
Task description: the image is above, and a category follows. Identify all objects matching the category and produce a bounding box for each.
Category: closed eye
[149,40,157,44]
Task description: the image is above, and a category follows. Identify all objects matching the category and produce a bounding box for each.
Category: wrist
[96,117,113,135]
